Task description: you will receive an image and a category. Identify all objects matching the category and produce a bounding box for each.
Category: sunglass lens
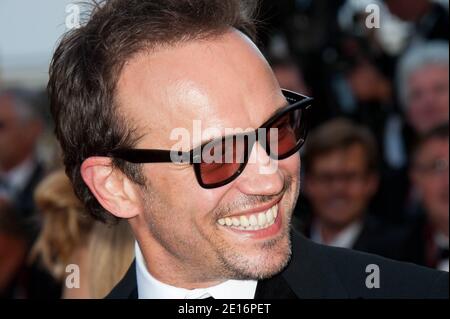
[267,107,307,159]
[198,135,248,187]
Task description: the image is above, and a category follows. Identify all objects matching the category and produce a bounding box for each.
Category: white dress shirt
[0,157,36,200]
[311,220,363,249]
[135,242,258,299]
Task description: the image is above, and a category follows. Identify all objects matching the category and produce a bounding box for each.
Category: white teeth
[266,209,274,223]
[217,204,279,231]
[240,215,249,227]
[249,215,258,226]
[257,212,267,226]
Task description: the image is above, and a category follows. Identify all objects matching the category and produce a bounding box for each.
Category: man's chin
[219,232,292,281]
[212,200,294,280]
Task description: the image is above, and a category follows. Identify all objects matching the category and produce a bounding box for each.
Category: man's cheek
[291,154,301,172]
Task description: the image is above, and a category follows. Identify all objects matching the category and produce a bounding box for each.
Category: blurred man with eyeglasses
[299,118,405,260]
[404,123,449,271]
[381,41,449,223]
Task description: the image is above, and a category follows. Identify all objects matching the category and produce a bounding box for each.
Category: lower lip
[220,206,283,240]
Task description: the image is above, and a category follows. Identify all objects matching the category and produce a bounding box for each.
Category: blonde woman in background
[31,170,134,298]
[87,221,134,298]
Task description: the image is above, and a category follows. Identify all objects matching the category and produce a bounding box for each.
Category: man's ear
[81,157,142,219]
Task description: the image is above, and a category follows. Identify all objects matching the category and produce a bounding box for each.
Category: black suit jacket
[351,216,406,259]
[106,230,448,299]
[400,214,446,268]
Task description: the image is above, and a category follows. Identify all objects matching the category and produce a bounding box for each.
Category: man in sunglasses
[48,0,448,299]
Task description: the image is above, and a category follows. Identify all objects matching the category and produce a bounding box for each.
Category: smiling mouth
[217,204,279,231]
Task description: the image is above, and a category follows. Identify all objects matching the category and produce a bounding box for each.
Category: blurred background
[0,0,448,298]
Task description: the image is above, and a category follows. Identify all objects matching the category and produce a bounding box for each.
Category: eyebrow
[193,95,289,148]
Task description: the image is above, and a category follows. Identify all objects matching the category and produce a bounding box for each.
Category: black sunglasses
[108,89,313,188]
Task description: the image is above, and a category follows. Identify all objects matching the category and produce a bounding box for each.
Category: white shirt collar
[434,232,449,250]
[434,233,449,272]
[135,242,257,299]
[0,157,36,196]
[311,220,363,249]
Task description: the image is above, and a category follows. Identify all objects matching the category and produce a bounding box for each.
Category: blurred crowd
[0,0,448,298]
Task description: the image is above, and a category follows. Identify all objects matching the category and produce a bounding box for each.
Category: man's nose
[234,142,284,196]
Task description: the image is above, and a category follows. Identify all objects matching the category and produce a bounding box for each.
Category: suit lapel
[281,230,348,298]
[105,261,138,299]
[254,272,297,299]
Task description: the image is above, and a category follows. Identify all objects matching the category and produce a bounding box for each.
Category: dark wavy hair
[48,0,257,223]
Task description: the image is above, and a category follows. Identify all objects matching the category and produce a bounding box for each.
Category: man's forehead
[314,146,368,168]
[411,63,449,80]
[116,30,284,148]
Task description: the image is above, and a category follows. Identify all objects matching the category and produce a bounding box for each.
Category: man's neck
[134,241,258,299]
[135,232,223,290]
[320,226,341,245]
